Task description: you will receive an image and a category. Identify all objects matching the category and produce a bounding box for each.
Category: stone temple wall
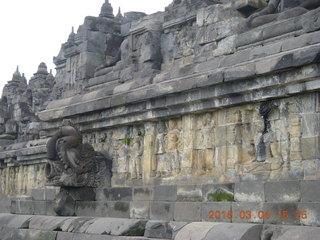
[0,0,320,231]
[81,92,320,187]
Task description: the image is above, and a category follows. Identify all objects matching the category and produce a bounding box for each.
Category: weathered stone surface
[169,221,188,240]
[301,180,320,202]
[56,232,74,240]
[263,203,299,225]
[104,188,132,201]
[232,202,264,224]
[298,203,320,226]
[11,229,57,240]
[204,223,262,240]
[234,182,265,202]
[13,200,34,215]
[0,197,11,213]
[174,222,220,240]
[265,181,300,202]
[29,215,72,231]
[201,202,232,223]
[85,218,147,236]
[150,202,174,221]
[177,185,202,202]
[153,185,177,202]
[133,187,153,201]
[130,201,150,219]
[31,188,58,201]
[144,220,172,239]
[0,227,14,240]
[75,201,130,218]
[174,202,201,221]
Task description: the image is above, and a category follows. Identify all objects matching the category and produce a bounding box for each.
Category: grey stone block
[234,181,265,202]
[279,226,320,239]
[263,202,299,225]
[85,218,147,236]
[0,197,11,213]
[194,72,223,88]
[301,114,320,138]
[201,202,232,222]
[103,187,132,201]
[204,223,262,240]
[130,201,150,219]
[298,203,320,227]
[150,202,174,221]
[31,188,58,201]
[11,229,57,240]
[29,215,72,231]
[133,187,153,201]
[33,201,47,215]
[14,200,34,215]
[220,50,250,68]
[66,187,96,201]
[301,137,320,160]
[249,42,282,60]
[232,202,264,224]
[301,180,320,202]
[107,201,130,218]
[0,227,14,240]
[265,181,300,202]
[6,214,32,228]
[236,30,263,48]
[56,232,74,240]
[153,185,177,202]
[302,7,320,33]
[174,222,221,240]
[262,19,299,41]
[75,201,130,218]
[0,213,15,227]
[46,201,57,216]
[174,202,201,221]
[69,233,114,240]
[224,63,256,82]
[169,221,188,239]
[177,185,202,202]
[144,220,172,239]
[194,58,220,73]
[293,47,320,67]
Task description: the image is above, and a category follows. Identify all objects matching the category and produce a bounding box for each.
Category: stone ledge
[39,62,320,134]
[38,31,320,124]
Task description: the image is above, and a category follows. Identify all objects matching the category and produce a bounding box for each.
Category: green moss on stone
[124,225,146,236]
[208,192,234,202]
[122,137,133,145]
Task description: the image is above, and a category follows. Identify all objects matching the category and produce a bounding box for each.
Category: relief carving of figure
[129,127,144,179]
[46,119,109,187]
[247,0,320,28]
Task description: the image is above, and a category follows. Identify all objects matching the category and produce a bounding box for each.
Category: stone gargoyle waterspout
[45,120,110,188]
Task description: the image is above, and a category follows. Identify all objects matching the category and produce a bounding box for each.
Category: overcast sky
[0,0,172,93]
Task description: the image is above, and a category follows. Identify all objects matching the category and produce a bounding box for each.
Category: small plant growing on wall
[122,137,133,145]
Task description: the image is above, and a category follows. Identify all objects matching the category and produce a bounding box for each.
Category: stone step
[1,214,320,240]
[0,214,171,239]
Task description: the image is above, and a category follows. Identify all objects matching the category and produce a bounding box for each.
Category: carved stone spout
[46,120,111,188]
